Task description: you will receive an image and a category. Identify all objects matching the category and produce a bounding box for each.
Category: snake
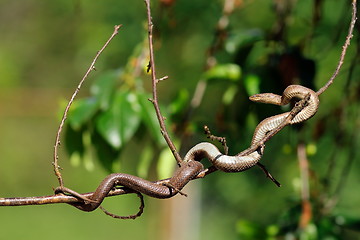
[55,160,204,212]
[55,85,319,213]
[183,85,319,172]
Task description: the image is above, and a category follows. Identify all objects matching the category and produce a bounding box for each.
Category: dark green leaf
[91,130,121,172]
[236,220,264,239]
[225,29,264,54]
[222,85,238,105]
[168,88,189,115]
[204,63,241,82]
[243,74,260,96]
[96,90,141,149]
[90,70,119,110]
[138,92,166,146]
[157,148,176,179]
[67,97,99,130]
[65,124,85,160]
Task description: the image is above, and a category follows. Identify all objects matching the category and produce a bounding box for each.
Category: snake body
[60,160,204,212]
[250,85,319,144]
[184,85,319,172]
[56,85,319,212]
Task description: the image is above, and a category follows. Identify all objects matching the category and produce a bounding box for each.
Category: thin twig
[53,25,122,187]
[204,125,229,154]
[256,162,281,187]
[144,0,182,165]
[99,192,145,219]
[316,0,357,95]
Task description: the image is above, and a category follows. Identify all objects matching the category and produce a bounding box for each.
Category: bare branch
[144,0,182,165]
[256,162,281,187]
[316,0,357,95]
[99,192,145,219]
[204,125,229,154]
[53,25,122,187]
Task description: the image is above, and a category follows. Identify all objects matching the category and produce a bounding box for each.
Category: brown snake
[55,160,204,212]
[55,85,319,213]
[1,85,319,218]
[184,85,319,172]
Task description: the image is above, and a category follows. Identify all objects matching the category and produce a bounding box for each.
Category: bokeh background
[0,0,359,239]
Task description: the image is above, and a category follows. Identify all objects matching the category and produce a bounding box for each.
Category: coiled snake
[184,85,319,172]
[56,85,319,214]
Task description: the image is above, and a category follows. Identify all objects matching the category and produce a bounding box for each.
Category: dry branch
[53,25,122,187]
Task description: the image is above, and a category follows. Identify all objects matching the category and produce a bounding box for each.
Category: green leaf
[68,97,99,130]
[204,63,241,82]
[222,85,238,105]
[299,223,318,240]
[96,90,141,149]
[138,92,166,146]
[243,74,260,96]
[266,224,279,237]
[168,88,189,115]
[69,152,82,167]
[90,70,119,110]
[225,29,264,54]
[91,131,121,172]
[65,125,85,161]
[82,130,95,171]
[236,220,263,239]
[136,144,154,178]
[157,148,176,180]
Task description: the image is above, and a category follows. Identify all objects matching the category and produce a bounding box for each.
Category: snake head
[249,93,282,105]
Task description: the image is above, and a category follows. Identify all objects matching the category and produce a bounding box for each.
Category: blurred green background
[0,0,359,239]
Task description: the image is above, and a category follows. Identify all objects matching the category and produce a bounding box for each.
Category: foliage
[61,0,360,239]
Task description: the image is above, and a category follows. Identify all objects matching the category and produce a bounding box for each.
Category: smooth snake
[56,85,319,213]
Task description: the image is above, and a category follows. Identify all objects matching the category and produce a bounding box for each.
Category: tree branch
[144,0,183,165]
[316,0,357,95]
[53,25,122,187]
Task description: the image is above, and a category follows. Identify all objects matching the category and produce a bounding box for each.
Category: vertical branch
[316,0,357,95]
[53,25,122,187]
[144,0,183,165]
[297,142,312,229]
[187,0,239,118]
